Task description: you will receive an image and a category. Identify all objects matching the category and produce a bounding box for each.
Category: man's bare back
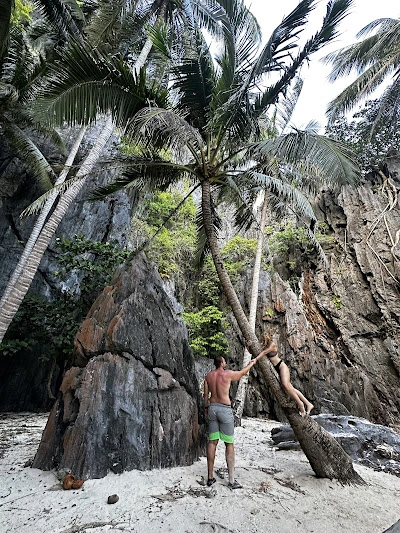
[204,354,266,408]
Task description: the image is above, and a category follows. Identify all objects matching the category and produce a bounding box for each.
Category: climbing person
[258,333,314,416]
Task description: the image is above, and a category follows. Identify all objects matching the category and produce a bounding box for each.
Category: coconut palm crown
[94,0,359,248]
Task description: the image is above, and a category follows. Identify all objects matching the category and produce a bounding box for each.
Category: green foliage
[197,257,221,308]
[267,222,310,257]
[11,0,33,26]
[315,222,335,246]
[182,306,229,359]
[221,236,257,281]
[0,236,130,359]
[55,235,130,305]
[0,293,82,359]
[132,189,197,278]
[331,296,343,309]
[326,100,400,174]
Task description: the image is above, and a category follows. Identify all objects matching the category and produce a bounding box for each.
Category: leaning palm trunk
[201,179,364,484]
[0,126,87,309]
[234,192,268,421]
[0,118,113,342]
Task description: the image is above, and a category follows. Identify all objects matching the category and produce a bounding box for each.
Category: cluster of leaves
[325,100,400,174]
[10,0,33,26]
[182,306,229,359]
[55,235,131,306]
[0,236,130,360]
[221,236,258,282]
[131,189,197,279]
[267,222,311,259]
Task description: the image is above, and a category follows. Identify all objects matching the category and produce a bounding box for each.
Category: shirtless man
[203,352,265,489]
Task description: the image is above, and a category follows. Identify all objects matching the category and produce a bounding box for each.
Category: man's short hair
[214,355,224,368]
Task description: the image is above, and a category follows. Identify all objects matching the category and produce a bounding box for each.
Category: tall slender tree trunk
[0,126,87,309]
[201,179,364,484]
[234,192,268,421]
[0,119,114,342]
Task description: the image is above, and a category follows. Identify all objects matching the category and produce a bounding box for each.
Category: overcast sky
[244,0,400,129]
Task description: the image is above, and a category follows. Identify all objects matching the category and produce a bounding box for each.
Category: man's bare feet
[306,403,314,415]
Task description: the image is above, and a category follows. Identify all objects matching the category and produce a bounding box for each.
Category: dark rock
[383,519,400,533]
[0,122,134,411]
[32,253,205,479]
[107,494,119,504]
[271,414,400,476]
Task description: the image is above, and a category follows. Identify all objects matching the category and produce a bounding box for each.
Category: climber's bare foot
[306,403,314,415]
[299,410,306,417]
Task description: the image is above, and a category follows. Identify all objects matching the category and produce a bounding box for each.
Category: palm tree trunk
[234,192,268,421]
[0,126,87,309]
[201,179,364,484]
[0,118,113,342]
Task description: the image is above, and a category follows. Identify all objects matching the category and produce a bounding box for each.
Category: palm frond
[243,170,317,221]
[326,60,396,121]
[128,107,205,163]
[275,77,304,132]
[85,0,149,54]
[373,74,400,129]
[20,173,86,217]
[2,118,54,190]
[33,0,84,40]
[147,20,171,60]
[258,0,354,110]
[171,29,216,133]
[33,42,167,128]
[249,129,360,189]
[89,158,193,201]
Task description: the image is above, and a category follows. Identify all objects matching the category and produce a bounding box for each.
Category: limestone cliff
[229,162,400,426]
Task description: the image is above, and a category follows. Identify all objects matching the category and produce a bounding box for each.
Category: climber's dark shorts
[208,403,234,443]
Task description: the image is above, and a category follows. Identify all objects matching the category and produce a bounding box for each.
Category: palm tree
[93,0,364,483]
[234,79,322,422]
[325,16,400,128]
[0,0,240,341]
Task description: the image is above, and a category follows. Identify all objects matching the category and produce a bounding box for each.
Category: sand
[0,412,399,533]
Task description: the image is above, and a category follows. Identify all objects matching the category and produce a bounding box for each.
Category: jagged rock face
[226,167,400,426]
[0,122,133,299]
[32,253,205,479]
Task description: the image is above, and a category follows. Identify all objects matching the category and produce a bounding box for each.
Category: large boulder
[271,414,400,477]
[32,253,205,479]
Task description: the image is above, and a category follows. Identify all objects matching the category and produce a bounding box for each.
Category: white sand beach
[1,412,399,533]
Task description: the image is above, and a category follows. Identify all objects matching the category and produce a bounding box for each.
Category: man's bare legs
[225,443,235,483]
[207,440,218,480]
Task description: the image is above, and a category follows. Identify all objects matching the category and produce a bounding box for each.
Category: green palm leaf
[89,158,191,201]
[34,42,167,127]
[325,16,400,125]
[250,128,359,189]
[128,107,205,162]
[2,118,54,190]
